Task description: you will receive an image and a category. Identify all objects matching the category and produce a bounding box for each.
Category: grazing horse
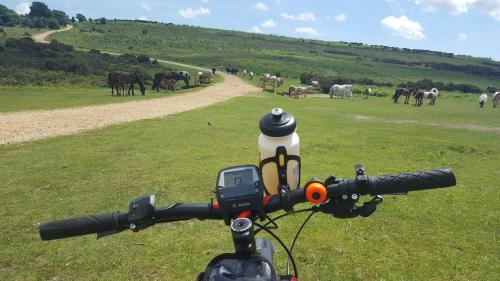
[493,92,500,108]
[414,88,438,107]
[329,84,353,99]
[163,79,177,91]
[259,74,271,88]
[393,87,415,104]
[195,71,213,84]
[260,74,280,92]
[479,93,488,108]
[108,71,146,96]
[152,71,190,92]
[276,77,284,88]
[288,86,312,99]
[311,80,320,87]
[363,88,372,99]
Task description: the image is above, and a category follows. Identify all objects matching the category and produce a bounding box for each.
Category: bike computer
[216,165,265,225]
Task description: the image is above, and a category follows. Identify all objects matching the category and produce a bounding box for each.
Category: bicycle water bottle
[258,108,301,195]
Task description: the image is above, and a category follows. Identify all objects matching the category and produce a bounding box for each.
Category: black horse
[393,87,416,104]
[225,67,239,75]
[152,71,190,92]
[211,67,216,75]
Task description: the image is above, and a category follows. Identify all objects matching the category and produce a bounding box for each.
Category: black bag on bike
[197,253,290,281]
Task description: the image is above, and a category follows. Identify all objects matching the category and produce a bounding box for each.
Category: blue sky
[5,0,500,60]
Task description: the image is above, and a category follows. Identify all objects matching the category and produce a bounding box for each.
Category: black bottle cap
[259,108,297,137]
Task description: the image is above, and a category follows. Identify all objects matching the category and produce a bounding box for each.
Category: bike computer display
[216,165,265,225]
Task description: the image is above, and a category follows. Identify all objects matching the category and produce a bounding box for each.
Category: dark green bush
[137,54,150,64]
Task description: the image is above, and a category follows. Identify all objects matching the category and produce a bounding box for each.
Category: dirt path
[0,27,260,145]
[33,25,73,43]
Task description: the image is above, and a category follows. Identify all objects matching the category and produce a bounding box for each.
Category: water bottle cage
[259,146,301,195]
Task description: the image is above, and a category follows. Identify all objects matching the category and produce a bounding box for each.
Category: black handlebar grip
[367,168,456,195]
[39,212,128,240]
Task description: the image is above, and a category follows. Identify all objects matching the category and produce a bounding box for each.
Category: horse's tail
[107,72,113,87]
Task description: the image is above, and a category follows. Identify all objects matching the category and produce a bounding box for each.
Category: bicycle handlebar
[39,168,455,241]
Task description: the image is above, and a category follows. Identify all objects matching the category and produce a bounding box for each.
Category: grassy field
[0,92,498,281]
[51,21,500,89]
[0,75,222,112]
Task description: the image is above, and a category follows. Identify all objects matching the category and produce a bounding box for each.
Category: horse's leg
[129,83,135,96]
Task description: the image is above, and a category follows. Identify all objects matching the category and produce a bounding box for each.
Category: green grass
[51,21,500,89]
[0,93,498,280]
[0,74,222,112]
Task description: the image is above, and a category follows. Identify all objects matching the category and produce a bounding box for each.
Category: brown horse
[108,71,146,96]
[163,79,177,91]
[393,87,416,104]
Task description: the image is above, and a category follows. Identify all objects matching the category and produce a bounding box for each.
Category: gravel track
[0,27,260,145]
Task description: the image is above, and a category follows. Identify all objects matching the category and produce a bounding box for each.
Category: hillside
[0,36,173,87]
[51,20,500,89]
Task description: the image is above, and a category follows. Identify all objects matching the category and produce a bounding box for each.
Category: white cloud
[15,2,30,15]
[415,0,475,13]
[178,7,211,19]
[253,2,269,11]
[141,3,152,11]
[335,13,347,21]
[261,19,277,27]
[248,26,264,33]
[415,0,500,21]
[138,16,149,21]
[472,0,500,21]
[295,27,320,36]
[458,32,468,41]
[381,15,426,40]
[199,0,209,3]
[280,11,317,21]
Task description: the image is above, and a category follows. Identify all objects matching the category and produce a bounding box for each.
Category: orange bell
[305,181,327,204]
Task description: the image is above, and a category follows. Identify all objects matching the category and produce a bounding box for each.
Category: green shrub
[137,54,150,64]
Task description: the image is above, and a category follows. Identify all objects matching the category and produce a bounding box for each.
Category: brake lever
[358,196,383,217]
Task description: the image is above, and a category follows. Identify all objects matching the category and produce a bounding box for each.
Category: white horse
[194,71,203,84]
[493,92,500,108]
[424,88,439,105]
[329,84,353,99]
[249,71,254,80]
[243,69,247,77]
[311,80,320,87]
[479,93,488,108]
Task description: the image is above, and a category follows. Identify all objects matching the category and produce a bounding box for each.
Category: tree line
[0,2,89,29]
